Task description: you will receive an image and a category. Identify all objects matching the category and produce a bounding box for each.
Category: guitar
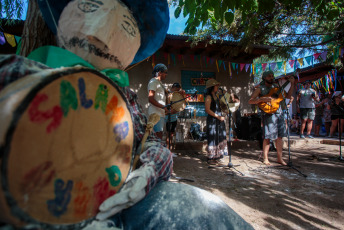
[258,80,291,114]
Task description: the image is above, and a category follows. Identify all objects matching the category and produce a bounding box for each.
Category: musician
[165,82,183,150]
[296,80,319,139]
[148,63,169,140]
[204,79,228,165]
[249,70,295,165]
[328,91,344,138]
[0,0,252,229]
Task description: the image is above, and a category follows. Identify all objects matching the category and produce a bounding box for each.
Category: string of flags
[0,32,21,47]
[296,69,343,93]
[151,48,344,78]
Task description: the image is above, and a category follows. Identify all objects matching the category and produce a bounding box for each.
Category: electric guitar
[258,80,291,114]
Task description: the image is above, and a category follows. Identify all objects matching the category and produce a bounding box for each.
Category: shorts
[261,112,287,140]
[314,115,323,125]
[331,115,344,120]
[153,117,165,133]
[300,108,315,120]
[166,121,177,133]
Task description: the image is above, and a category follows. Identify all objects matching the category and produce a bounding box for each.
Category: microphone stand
[208,93,244,176]
[274,82,307,177]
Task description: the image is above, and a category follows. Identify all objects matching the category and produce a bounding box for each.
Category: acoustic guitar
[258,80,291,114]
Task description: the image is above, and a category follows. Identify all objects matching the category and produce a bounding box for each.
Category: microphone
[192,91,198,99]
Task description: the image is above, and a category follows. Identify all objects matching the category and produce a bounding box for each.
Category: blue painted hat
[37,0,170,64]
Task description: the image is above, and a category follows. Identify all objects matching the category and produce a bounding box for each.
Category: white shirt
[148,78,166,117]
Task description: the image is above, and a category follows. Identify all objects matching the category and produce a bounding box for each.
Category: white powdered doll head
[57,0,141,70]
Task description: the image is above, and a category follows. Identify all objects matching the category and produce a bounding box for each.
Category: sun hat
[205,79,221,89]
[37,0,169,64]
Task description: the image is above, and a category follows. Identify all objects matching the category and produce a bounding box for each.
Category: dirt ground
[171,139,344,230]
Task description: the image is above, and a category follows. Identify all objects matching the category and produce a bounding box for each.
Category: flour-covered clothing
[206,95,228,159]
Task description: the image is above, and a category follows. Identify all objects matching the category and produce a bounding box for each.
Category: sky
[167,6,187,35]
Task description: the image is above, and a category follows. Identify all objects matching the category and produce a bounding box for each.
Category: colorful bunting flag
[319,51,327,61]
[305,56,312,66]
[288,60,295,69]
[245,64,250,72]
[313,53,321,60]
[297,58,304,67]
[262,63,267,71]
[4,33,16,47]
[0,32,6,45]
[270,62,276,71]
[240,63,245,71]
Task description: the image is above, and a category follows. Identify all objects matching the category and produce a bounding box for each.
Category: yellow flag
[252,64,255,75]
[216,60,219,72]
[4,33,16,47]
[283,61,287,74]
[297,58,303,67]
[229,62,232,76]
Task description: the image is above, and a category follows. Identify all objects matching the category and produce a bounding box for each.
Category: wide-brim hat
[206,79,221,89]
[37,0,169,64]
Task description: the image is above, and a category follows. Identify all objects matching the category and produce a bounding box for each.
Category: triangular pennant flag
[216,60,219,72]
[171,54,176,66]
[252,64,255,75]
[289,60,295,68]
[236,64,239,74]
[340,48,344,57]
[245,64,250,72]
[297,58,304,67]
[229,62,232,77]
[276,62,282,70]
[319,51,327,61]
[283,61,287,74]
[4,33,16,47]
[270,62,277,71]
[0,32,5,45]
[218,60,223,69]
[190,55,195,62]
[262,63,267,71]
[223,61,226,71]
[152,54,155,67]
[14,35,21,44]
[313,53,321,60]
[163,52,168,60]
[240,63,245,71]
[305,56,312,65]
[232,62,236,70]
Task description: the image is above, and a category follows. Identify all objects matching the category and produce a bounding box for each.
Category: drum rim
[0,67,136,229]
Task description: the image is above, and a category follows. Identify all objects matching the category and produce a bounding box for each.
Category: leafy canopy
[170,0,344,60]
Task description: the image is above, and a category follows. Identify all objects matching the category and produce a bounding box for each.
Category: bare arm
[148,90,168,113]
[205,95,225,121]
[248,88,262,104]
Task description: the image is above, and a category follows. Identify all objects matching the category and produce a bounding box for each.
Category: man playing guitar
[249,71,295,165]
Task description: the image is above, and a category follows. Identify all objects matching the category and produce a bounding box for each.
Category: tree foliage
[0,0,25,25]
[170,0,344,60]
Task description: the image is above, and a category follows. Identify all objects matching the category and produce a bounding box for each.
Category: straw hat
[205,79,221,89]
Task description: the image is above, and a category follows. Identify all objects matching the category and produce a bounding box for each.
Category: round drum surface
[0,68,134,228]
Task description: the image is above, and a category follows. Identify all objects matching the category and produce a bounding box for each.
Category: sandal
[207,159,218,165]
